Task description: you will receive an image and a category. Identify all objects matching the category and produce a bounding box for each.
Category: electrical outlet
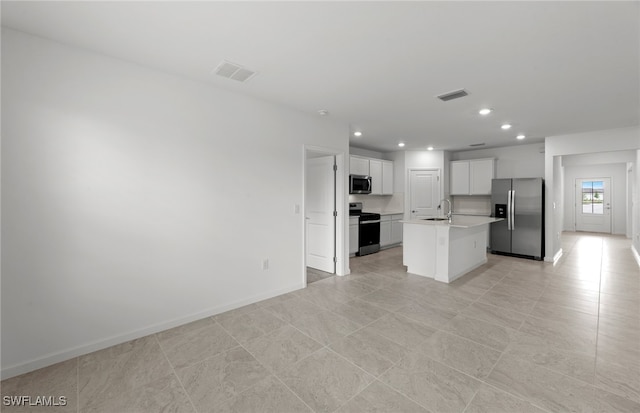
[262,259,269,270]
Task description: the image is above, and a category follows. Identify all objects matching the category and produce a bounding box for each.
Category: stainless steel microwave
[349,175,372,194]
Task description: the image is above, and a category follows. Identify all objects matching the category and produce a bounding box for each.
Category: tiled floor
[2,232,639,412]
[307,267,335,284]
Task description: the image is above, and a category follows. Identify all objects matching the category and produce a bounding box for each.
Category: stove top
[349,202,380,219]
[359,212,381,220]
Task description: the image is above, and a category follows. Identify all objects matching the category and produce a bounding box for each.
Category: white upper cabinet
[450,161,470,195]
[349,156,370,176]
[469,158,494,195]
[370,159,382,194]
[382,160,394,195]
[450,158,494,195]
[351,155,393,195]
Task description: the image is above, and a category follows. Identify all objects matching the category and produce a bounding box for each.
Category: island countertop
[401,215,502,283]
[401,215,503,229]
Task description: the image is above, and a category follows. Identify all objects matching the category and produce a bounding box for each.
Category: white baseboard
[544,248,563,264]
[1,283,304,380]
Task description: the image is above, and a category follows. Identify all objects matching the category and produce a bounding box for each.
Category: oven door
[350,175,372,194]
[358,218,380,256]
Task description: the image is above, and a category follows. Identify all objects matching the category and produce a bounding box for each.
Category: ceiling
[2,1,638,153]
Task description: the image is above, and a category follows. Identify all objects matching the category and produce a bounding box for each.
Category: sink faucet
[438,198,452,223]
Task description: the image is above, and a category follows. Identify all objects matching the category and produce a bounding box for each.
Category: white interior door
[306,156,335,273]
[575,178,611,233]
[409,169,440,219]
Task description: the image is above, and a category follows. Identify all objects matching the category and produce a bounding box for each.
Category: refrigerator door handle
[507,190,513,230]
[511,190,515,230]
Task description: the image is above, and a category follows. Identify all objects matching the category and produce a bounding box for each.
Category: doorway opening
[303,146,346,286]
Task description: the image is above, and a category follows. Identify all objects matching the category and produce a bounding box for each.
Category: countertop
[360,210,404,215]
[400,215,503,229]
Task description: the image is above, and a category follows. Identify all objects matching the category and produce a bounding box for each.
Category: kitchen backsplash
[348,193,491,216]
[349,192,404,213]
[452,195,491,216]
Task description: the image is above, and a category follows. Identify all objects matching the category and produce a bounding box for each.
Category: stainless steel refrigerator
[490,178,544,260]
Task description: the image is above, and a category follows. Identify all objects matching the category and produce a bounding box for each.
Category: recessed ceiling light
[501,124,512,130]
[427,146,434,151]
[318,109,329,116]
[353,131,362,137]
[479,108,493,115]
[516,134,526,140]
[398,142,405,147]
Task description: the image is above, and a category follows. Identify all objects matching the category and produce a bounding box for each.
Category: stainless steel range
[349,202,381,256]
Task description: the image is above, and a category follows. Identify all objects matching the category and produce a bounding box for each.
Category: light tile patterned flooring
[2,232,639,412]
[306,267,334,284]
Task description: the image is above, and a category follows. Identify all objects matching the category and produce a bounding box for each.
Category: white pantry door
[409,169,440,219]
[575,178,611,233]
[306,156,336,273]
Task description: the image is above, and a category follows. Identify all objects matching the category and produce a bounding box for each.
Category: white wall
[545,126,640,262]
[451,142,545,178]
[349,147,388,160]
[635,150,640,257]
[554,156,565,253]
[404,150,446,174]
[1,29,349,378]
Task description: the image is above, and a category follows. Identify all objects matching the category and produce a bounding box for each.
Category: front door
[575,178,611,233]
[306,156,336,273]
[409,169,440,219]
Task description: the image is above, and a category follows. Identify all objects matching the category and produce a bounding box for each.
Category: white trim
[545,247,563,264]
[0,282,303,380]
[303,145,348,280]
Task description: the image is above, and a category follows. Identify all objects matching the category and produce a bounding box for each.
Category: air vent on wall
[469,143,486,147]
[214,60,257,82]
[436,89,469,102]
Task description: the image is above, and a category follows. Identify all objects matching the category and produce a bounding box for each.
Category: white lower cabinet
[381,214,403,248]
[349,217,359,256]
[380,216,392,247]
[391,215,403,244]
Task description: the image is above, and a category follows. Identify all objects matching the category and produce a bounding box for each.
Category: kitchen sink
[423,217,449,221]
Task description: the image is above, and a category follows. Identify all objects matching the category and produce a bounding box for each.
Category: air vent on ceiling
[214,60,257,82]
[436,89,469,102]
[469,143,486,147]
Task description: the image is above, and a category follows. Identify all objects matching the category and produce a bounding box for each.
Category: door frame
[574,177,612,233]
[303,146,347,285]
[405,168,442,219]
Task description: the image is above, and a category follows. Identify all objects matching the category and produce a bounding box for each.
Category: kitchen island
[401,215,503,283]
